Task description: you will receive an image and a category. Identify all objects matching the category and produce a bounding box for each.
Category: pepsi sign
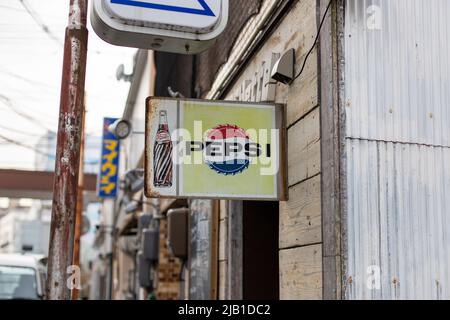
[145,98,288,201]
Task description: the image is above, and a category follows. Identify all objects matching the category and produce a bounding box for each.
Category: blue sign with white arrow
[110,0,215,16]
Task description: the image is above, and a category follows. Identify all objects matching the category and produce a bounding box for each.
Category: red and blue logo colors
[204,124,252,176]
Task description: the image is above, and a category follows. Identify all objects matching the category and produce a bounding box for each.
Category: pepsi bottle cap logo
[204,124,251,176]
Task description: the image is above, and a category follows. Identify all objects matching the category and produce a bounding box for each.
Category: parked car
[0,254,47,300]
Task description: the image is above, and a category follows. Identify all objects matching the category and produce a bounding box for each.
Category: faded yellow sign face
[145,97,287,201]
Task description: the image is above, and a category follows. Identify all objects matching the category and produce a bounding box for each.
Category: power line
[264,0,333,88]
[0,134,101,167]
[19,0,63,47]
[0,139,101,151]
[0,4,24,13]
[0,94,57,128]
[0,132,54,158]
[0,94,99,139]
[0,94,56,132]
[0,68,59,92]
[0,89,59,120]
[0,123,40,137]
[0,4,66,19]
[293,0,333,81]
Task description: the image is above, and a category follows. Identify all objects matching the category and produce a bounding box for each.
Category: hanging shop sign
[91,0,229,54]
[98,118,121,198]
[145,98,287,201]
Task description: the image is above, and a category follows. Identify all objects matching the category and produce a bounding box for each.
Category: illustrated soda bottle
[153,110,173,187]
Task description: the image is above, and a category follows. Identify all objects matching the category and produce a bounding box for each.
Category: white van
[0,254,47,300]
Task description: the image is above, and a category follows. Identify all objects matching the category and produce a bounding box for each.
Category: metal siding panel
[344,0,450,299]
[345,0,450,145]
[346,141,450,299]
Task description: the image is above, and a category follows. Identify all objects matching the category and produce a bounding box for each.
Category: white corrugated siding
[344,0,450,299]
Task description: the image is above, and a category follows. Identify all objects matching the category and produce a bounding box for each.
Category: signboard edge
[144,97,288,201]
[91,0,229,54]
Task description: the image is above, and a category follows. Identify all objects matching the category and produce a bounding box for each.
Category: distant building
[0,200,51,255]
[34,131,57,172]
[34,131,102,174]
[0,198,9,220]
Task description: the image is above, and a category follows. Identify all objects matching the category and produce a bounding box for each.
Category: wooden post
[46,0,89,300]
[71,104,86,300]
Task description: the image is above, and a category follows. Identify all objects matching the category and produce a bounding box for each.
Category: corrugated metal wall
[344,0,450,299]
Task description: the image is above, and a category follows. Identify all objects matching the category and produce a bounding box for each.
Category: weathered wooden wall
[151,0,329,299]
[218,200,228,300]
[221,0,323,300]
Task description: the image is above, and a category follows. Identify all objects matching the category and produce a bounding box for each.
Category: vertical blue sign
[98,118,120,198]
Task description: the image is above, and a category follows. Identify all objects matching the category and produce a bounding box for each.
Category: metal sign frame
[144,97,288,201]
[91,0,229,54]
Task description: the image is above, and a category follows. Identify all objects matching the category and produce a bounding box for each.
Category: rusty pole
[71,104,86,300]
[46,0,89,300]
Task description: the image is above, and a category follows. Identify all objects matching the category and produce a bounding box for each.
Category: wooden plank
[322,255,341,300]
[271,0,320,125]
[218,200,228,298]
[222,0,318,126]
[279,175,321,249]
[227,200,243,300]
[210,200,219,300]
[286,52,318,126]
[319,0,344,300]
[219,200,228,220]
[287,107,321,186]
[219,218,228,261]
[218,260,227,300]
[286,0,319,126]
[279,244,323,300]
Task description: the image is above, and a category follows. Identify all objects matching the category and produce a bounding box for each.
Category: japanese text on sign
[98,118,120,198]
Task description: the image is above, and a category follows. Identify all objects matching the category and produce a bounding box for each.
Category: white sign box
[145,98,288,201]
[91,0,228,53]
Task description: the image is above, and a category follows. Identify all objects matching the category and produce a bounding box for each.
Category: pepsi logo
[205,124,251,175]
[186,124,268,176]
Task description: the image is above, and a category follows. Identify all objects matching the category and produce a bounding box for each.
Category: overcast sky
[0,0,136,170]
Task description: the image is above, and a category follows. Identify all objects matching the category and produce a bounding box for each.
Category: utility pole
[71,105,86,300]
[46,0,88,300]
